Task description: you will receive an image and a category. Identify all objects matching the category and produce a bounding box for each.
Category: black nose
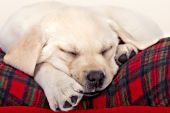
[87,71,105,83]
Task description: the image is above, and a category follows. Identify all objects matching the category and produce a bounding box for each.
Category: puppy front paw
[115,44,138,66]
[34,63,83,112]
[44,77,83,112]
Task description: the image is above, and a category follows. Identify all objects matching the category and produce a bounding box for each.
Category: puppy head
[32,8,119,94]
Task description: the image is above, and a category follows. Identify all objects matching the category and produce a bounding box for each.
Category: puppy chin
[80,89,101,97]
[81,81,108,96]
[80,70,119,97]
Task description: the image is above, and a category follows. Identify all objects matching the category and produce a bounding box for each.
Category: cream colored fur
[0,1,163,111]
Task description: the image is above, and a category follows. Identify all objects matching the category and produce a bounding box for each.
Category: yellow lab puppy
[0,1,163,111]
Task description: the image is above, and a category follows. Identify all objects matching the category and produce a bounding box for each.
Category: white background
[0,0,170,37]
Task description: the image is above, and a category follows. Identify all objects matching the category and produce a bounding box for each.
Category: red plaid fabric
[0,52,49,108]
[0,37,170,110]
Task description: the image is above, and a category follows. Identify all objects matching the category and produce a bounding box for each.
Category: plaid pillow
[0,37,170,110]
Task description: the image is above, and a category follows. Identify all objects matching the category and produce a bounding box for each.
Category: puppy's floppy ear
[3,28,47,76]
[103,7,163,50]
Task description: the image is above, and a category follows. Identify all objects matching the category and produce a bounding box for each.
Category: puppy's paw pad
[70,96,78,104]
[116,44,138,66]
[118,54,128,64]
[63,101,72,108]
[56,107,61,111]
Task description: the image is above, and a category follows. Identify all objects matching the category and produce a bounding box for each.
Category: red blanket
[0,37,170,110]
[0,106,170,113]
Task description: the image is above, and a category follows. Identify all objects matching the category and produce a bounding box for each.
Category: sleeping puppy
[0,1,163,111]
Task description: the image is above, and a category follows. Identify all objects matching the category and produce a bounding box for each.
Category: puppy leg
[34,63,83,111]
[115,44,138,66]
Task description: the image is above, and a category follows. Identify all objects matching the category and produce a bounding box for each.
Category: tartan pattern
[0,52,49,108]
[0,37,170,110]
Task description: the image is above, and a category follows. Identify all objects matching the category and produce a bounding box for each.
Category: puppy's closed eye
[100,46,113,55]
[59,47,79,57]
